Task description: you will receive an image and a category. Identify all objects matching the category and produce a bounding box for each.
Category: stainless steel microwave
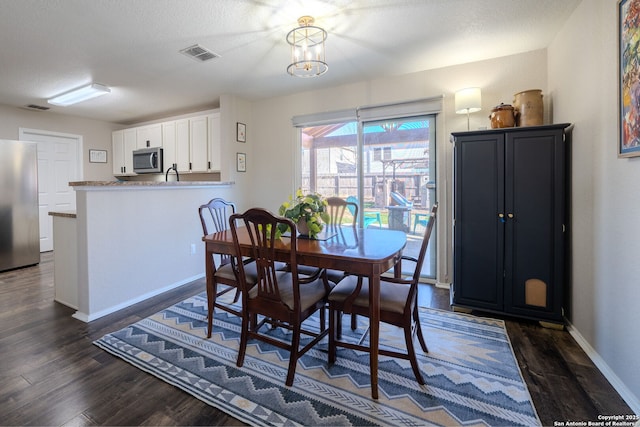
[133,147,163,174]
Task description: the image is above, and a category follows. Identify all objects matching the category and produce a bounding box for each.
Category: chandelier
[286,16,328,77]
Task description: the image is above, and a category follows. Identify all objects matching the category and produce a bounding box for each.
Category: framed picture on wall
[237,152,246,172]
[236,122,246,142]
[89,149,107,163]
[619,0,640,157]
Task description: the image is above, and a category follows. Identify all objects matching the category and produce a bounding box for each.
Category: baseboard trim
[72,273,205,323]
[566,320,640,415]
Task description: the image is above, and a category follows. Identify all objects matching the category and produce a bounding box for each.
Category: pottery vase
[513,89,543,126]
[297,218,310,236]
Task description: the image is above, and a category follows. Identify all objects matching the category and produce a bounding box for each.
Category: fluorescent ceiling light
[48,83,111,106]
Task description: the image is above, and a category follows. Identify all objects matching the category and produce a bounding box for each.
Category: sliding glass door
[300,114,436,279]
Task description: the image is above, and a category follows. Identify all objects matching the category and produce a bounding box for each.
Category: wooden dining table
[202,225,407,399]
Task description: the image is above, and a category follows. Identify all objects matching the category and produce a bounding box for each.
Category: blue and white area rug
[94,291,540,426]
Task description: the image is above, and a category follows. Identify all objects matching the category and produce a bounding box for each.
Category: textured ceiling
[0,0,581,124]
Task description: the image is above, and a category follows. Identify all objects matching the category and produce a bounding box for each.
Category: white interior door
[19,128,82,252]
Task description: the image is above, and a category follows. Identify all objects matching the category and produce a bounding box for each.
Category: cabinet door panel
[123,129,136,174]
[207,114,221,171]
[454,134,505,310]
[162,122,177,170]
[175,119,190,172]
[137,124,162,149]
[112,131,124,175]
[505,130,564,320]
[190,116,208,172]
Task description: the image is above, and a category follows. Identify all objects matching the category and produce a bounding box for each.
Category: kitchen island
[59,180,234,322]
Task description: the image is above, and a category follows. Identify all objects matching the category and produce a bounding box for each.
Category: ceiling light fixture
[48,83,111,106]
[286,16,328,78]
[455,87,482,130]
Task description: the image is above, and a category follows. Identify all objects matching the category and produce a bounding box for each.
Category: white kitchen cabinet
[112,128,136,175]
[112,109,222,177]
[163,118,194,173]
[207,113,221,171]
[162,122,177,170]
[136,124,162,149]
[169,114,220,173]
[190,115,209,172]
[175,119,190,172]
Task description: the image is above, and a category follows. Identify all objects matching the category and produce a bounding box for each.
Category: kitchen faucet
[165,164,180,182]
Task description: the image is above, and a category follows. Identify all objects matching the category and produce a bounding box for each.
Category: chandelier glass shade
[286,16,328,77]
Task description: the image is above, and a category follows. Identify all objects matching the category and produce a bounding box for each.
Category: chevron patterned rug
[94,291,540,426]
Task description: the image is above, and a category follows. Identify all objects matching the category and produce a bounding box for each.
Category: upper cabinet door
[112,129,137,175]
[162,122,177,170]
[112,130,124,175]
[136,124,162,149]
[190,116,208,172]
[175,119,190,172]
[123,129,136,174]
[207,113,221,172]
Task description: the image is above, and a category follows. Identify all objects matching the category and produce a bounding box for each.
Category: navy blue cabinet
[452,124,571,325]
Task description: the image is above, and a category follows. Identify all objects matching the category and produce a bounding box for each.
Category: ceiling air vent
[24,104,50,111]
[179,44,220,62]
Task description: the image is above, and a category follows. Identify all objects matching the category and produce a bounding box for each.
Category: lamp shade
[455,87,482,114]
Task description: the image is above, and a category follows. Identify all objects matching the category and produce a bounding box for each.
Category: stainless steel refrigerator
[0,140,40,271]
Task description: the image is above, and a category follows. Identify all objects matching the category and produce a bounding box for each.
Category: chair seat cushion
[215,261,259,285]
[328,275,409,314]
[248,272,333,311]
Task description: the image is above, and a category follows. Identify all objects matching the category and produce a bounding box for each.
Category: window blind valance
[291,109,356,128]
[357,96,444,122]
[291,96,443,127]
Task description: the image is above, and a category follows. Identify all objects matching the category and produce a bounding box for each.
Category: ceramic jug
[489,103,516,128]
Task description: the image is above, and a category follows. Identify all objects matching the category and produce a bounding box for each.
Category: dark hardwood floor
[0,252,633,426]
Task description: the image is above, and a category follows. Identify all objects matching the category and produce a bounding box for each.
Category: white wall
[0,105,119,181]
[219,94,253,211]
[249,49,548,287]
[74,184,235,321]
[549,0,640,411]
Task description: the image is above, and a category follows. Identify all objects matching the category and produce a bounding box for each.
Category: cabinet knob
[498,213,505,223]
[508,213,514,218]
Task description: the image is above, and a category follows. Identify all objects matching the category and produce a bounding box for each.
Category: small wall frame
[236,152,246,172]
[236,122,246,142]
[89,149,107,163]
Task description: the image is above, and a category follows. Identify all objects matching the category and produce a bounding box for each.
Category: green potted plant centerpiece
[278,189,330,239]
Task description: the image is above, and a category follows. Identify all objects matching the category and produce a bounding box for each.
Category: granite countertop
[69,180,234,188]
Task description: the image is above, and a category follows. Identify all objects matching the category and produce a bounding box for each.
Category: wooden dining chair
[294,196,357,284]
[321,196,360,283]
[328,203,438,385]
[199,198,259,338]
[325,196,362,329]
[230,208,334,386]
